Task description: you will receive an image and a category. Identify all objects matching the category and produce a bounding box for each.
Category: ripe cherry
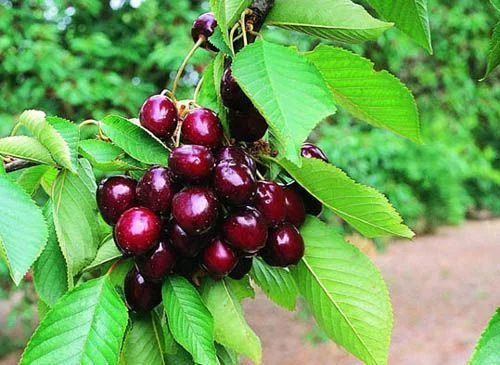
[191,12,218,51]
[221,67,251,111]
[289,182,322,216]
[254,181,286,226]
[283,187,306,227]
[169,145,215,183]
[172,187,219,235]
[97,175,137,225]
[181,108,223,148]
[222,207,268,254]
[215,146,256,173]
[114,207,161,256]
[139,95,178,140]
[124,268,162,312]
[301,143,329,163]
[229,257,253,280]
[202,238,238,278]
[168,220,208,258]
[136,240,176,282]
[136,166,174,214]
[173,256,201,278]
[228,107,268,142]
[261,223,304,267]
[213,161,256,206]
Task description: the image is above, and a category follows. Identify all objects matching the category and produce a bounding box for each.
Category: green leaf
[84,235,122,272]
[33,201,69,306]
[52,161,100,276]
[200,278,261,364]
[490,0,500,11]
[292,216,393,365]
[122,312,165,365]
[210,0,252,48]
[266,0,393,43]
[484,21,500,79]
[227,276,255,301]
[100,115,169,165]
[79,139,144,171]
[232,41,336,165]
[366,0,432,53]
[46,116,80,173]
[162,275,217,365]
[250,257,298,311]
[37,299,50,321]
[0,136,56,166]
[20,276,128,365]
[0,175,47,285]
[0,161,5,175]
[209,27,233,55]
[16,165,51,195]
[216,343,239,365]
[275,157,414,238]
[305,46,421,143]
[40,167,58,196]
[469,308,500,364]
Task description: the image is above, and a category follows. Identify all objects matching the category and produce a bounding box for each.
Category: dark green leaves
[210,0,252,48]
[470,308,500,364]
[122,312,165,365]
[484,21,500,79]
[0,136,56,166]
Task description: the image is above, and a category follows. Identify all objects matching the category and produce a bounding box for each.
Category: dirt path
[243,219,500,365]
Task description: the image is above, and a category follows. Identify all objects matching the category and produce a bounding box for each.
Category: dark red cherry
[215,146,256,173]
[221,67,251,111]
[290,182,322,216]
[136,166,174,214]
[229,257,253,280]
[124,268,162,312]
[168,220,208,258]
[254,181,286,226]
[169,145,215,183]
[181,108,223,148]
[222,207,268,254]
[283,187,306,227]
[301,143,329,163]
[201,238,238,278]
[136,240,176,282]
[97,175,137,225]
[213,161,256,206]
[261,223,304,267]
[191,12,218,51]
[173,256,201,279]
[114,207,161,256]
[139,95,178,140]
[172,187,219,235]
[228,107,268,142]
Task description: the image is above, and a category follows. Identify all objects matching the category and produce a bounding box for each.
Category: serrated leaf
[306,46,420,143]
[0,136,56,166]
[209,27,233,55]
[266,0,393,43]
[200,278,261,364]
[122,312,165,365]
[46,116,80,172]
[275,157,414,238]
[84,235,122,272]
[216,343,239,365]
[232,41,336,165]
[484,21,500,79]
[33,201,69,306]
[0,175,47,284]
[292,216,393,365]
[16,165,51,195]
[210,0,252,48]
[100,115,170,165]
[250,257,298,311]
[469,308,500,364]
[20,276,128,365]
[162,275,217,365]
[79,139,144,171]
[366,0,432,53]
[40,167,58,196]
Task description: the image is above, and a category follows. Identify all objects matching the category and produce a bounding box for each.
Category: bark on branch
[5,159,36,173]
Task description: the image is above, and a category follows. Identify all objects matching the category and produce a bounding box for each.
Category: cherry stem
[193,76,204,103]
[172,37,204,96]
[256,169,266,180]
[79,119,99,129]
[107,258,124,275]
[240,9,250,47]
[10,122,21,136]
[229,22,241,55]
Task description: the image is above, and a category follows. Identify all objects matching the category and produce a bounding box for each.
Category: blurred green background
[0,0,499,358]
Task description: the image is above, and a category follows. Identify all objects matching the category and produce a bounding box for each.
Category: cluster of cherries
[95,12,330,313]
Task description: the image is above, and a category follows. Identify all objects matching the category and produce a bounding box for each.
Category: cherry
[136,240,176,282]
[97,175,137,225]
[181,108,223,148]
[221,67,251,111]
[222,207,268,254]
[173,256,201,278]
[124,268,162,312]
[114,207,161,256]
[229,256,253,280]
[201,238,238,278]
[139,95,178,140]
[228,107,268,142]
[301,143,329,163]
[215,146,256,173]
[172,187,219,235]
[283,187,306,227]
[169,145,215,183]
[261,223,304,267]
[136,166,174,214]
[191,12,218,51]
[254,181,286,226]
[168,220,208,258]
[213,161,256,206]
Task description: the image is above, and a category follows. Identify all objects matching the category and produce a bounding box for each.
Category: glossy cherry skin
[254,181,286,227]
[136,166,174,214]
[124,268,162,312]
[168,220,208,258]
[169,145,215,183]
[202,238,238,278]
[191,12,218,51]
[139,95,178,140]
[283,187,306,227]
[181,108,223,148]
[221,67,251,111]
[229,256,253,280]
[172,187,219,236]
[228,107,268,142]
[222,207,268,254]
[213,161,256,206]
[114,207,162,256]
[289,182,322,216]
[215,146,256,173]
[97,175,137,225]
[301,143,329,163]
[261,223,305,267]
[136,240,176,282]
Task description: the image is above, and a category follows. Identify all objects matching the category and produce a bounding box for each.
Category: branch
[249,0,275,31]
[5,159,36,173]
